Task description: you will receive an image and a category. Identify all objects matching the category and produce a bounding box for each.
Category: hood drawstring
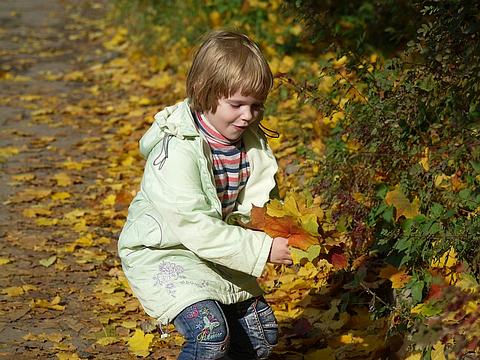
[259,122,279,138]
[153,135,173,170]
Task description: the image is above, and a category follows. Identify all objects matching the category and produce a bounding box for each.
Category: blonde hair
[187,30,273,113]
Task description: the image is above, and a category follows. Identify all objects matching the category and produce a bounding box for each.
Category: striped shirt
[193,112,250,218]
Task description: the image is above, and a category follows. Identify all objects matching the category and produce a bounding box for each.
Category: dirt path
[0,1,181,358]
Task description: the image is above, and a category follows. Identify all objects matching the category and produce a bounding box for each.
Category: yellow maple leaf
[30,295,65,311]
[381,265,412,288]
[431,341,446,360]
[0,257,11,265]
[96,337,119,346]
[56,352,81,360]
[3,286,25,297]
[419,147,430,171]
[266,199,287,217]
[141,73,171,89]
[389,269,412,289]
[11,173,35,182]
[103,27,127,49]
[209,11,222,27]
[23,207,52,218]
[11,188,51,203]
[339,332,364,344]
[122,320,138,329]
[128,329,154,357]
[53,172,72,187]
[73,218,88,232]
[35,217,59,226]
[385,185,421,221]
[431,247,458,269]
[117,123,134,136]
[290,245,321,264]
[51,192,71,201]
[0,146,20,160]
[278,55,295,73]
[434,174,451,189]
[102,194,116,206]
[62,160,85,170]
[379,264,399,279]
[465,300,478,316]
[75,234,94,247]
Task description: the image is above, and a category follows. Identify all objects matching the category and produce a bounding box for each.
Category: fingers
[269,237,293,265]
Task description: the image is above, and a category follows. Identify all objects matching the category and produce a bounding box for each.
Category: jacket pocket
[119,209,163,250]
[138,213,163,247]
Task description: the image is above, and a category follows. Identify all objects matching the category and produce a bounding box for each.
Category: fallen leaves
[39,255,57,267]
[128,329,155,357]
[30,295,65,311]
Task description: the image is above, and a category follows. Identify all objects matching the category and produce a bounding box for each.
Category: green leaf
[470,161,480,173]
[376,184,389,199]
[290,245,321,263]
[410,280,424,303]
[382,206,394,223]
[394,237,411,251]
[336,215,348,232]
[429,203,444,218]
[459,189,472,201]
[416,74,435,92]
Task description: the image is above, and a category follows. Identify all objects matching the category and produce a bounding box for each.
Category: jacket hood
[139,99,199,159]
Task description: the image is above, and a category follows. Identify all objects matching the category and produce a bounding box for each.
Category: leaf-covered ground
[1,1,477,359]
[0,1,178,358]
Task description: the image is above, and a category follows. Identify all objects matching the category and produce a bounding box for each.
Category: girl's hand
[268,237,292,265]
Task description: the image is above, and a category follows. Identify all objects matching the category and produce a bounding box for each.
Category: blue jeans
[173,296,278,360]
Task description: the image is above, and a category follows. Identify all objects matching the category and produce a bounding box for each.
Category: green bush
[285,0,420,55]
[306,0,480,271]
[284,1,480,355]
[109,0,304,55]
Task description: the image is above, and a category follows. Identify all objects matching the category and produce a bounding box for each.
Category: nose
[241,106,254,122]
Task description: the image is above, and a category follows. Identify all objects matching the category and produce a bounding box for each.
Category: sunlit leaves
[30,295,65,311]
[379,265,412,289]
[244,205,319,250]
[385,185,421,221]
[128,329,154,357]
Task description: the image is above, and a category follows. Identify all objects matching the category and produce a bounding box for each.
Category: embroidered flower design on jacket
[153,261,211,297]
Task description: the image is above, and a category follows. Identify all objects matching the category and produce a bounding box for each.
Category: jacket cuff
[251,233,273,277]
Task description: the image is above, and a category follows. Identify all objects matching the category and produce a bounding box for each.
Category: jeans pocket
[254,298,279,347]
[174,301,230,359]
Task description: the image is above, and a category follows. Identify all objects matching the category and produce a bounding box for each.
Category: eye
[230,104,241,109]
[253,104,264,112]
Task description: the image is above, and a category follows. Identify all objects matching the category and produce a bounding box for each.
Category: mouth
[233,125,248,131]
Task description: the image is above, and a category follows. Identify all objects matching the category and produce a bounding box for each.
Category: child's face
[205,91,264,141]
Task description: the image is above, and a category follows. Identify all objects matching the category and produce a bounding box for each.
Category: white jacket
[118,99,278,324]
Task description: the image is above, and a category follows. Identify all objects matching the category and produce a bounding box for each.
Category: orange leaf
[245,206,267,231]
[245,205,319,250]
[389,269,412,289]
[288,233,318,250]
[425,283,447,301]
[330,251,348,270]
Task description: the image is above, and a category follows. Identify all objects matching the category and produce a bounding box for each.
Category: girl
[118,30,292,359]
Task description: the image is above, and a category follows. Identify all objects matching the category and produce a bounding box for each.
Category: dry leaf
[385,185,421,221]
[39,255,57,267]
[128,329,154,357]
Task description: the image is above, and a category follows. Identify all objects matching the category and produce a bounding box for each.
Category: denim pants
[173,296,278,360]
